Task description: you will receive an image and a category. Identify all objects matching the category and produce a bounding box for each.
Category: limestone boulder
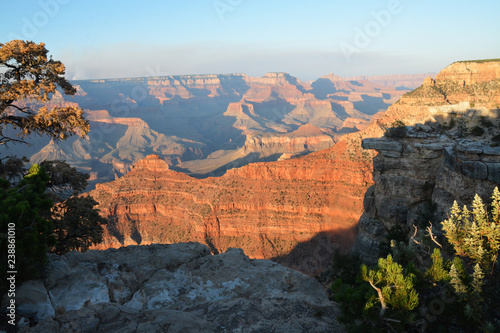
[13,243,344,333]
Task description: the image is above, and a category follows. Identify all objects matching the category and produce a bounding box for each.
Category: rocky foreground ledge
[8,243,344,332]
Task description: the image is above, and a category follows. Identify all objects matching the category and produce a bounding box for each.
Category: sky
[1,0,499,81]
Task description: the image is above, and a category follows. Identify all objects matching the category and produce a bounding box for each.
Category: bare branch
[7,103,32,115]
[426,223,442,248]
[410,225,421,245]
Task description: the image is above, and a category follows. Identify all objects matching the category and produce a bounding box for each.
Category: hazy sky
[2,0,499,80]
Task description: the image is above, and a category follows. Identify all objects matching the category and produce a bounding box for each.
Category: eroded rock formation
[352,59,500,262]
[90,149,368,274]
[7,71,410,190]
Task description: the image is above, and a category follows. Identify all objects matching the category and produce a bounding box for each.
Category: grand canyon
[5,72,433,272]
[3,0,499,329]
[7,59,500,332]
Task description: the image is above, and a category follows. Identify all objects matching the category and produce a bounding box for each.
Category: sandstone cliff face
[352,60,500,262]
[11,243,344,332]
[85,73,413,274]
[5,71,412,190]
[90,140,370,274]
[86,61,500,273]
[435,60,500,85]
[354,130,500,262]
[401,60,500,108]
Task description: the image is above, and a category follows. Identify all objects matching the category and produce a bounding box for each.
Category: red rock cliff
[90,137,372,273]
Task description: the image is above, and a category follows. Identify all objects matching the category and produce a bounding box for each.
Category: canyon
[6,72,421,189]
[88,60,500,274]
[6,58,500,332]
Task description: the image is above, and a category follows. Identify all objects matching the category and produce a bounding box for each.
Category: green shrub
[330,187,500,332]
[479,116,494,128]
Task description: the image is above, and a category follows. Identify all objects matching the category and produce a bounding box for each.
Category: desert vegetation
[330,188,500,332]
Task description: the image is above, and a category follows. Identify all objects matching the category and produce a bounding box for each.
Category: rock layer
[7,71,411,190]
[90,146,368,274]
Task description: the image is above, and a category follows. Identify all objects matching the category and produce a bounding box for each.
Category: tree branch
[368,279,387,318]
[426,223,442,248]
[411,225,421,245]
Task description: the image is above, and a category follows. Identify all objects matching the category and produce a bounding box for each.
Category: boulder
[13,243,344,332]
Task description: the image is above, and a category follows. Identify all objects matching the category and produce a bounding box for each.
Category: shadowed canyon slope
[5,72,420,189]
[89,60,499,273]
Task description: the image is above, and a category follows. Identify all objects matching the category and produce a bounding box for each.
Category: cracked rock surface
[10,242,344,332]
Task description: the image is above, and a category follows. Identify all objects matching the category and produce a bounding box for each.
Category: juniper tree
[0,40,89,145]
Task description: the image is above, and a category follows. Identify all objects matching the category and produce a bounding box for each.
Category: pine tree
[0,165,56,290]
[361,254,419,318]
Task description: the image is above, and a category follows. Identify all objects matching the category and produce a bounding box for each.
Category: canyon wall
[90,140,372,274]
[352,59,500,262]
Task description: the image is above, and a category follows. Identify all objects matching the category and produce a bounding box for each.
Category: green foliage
[331,278,375,327]
[0,40,89,145]
[41,160,89,201]
[383,120,407,139]
[378,225,407,258]
[0,165,56,291]
[331,188,500,332]
[441,189,500,272]
[0,158,108,290]
[425,248,448,282]
[0,155,28,182]
[51,196,108,254]
[361,255,419,317]
[479,116,494,128]
[449,258,467,297]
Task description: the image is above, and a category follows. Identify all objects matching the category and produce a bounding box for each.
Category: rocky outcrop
[350,60,500,262]
[402,60,500,108]
[9,243,344,332]
[242,125,335,155]
[354,124,500,262]
[435,60,500,85]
